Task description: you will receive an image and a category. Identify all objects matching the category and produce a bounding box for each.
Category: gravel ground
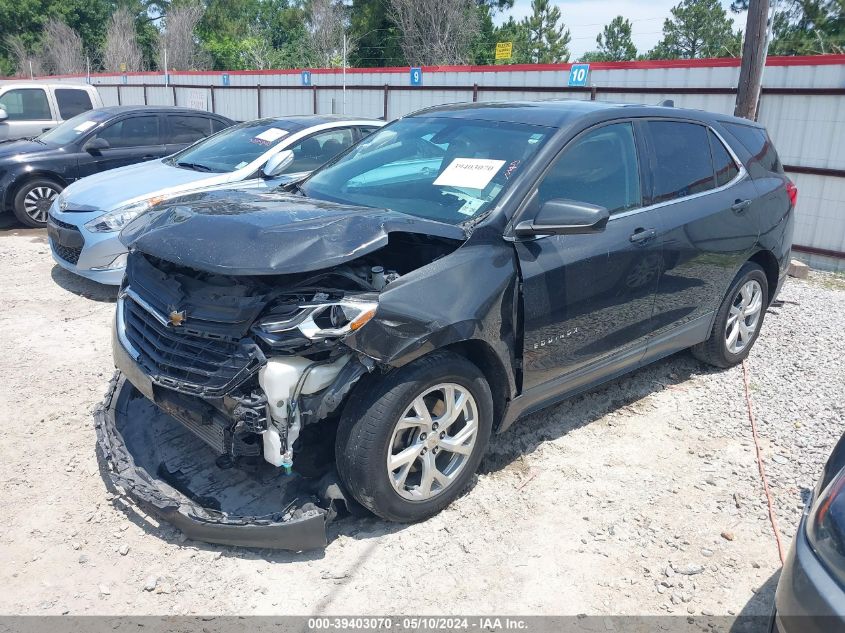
[0,224,843,619]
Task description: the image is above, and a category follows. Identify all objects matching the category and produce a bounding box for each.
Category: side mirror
[262,149,295,178]
[0,108,8,122]
[83,137,109,153]
[514,199,610,237]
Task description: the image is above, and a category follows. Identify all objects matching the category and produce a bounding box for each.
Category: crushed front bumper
[94,373,335,551]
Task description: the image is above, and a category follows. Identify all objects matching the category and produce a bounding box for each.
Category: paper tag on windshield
[433,158,505,190]
[234,161,248,169]
[254,128,287,143]
[73,121,97,133]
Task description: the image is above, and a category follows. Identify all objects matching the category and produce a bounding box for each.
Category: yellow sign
[495,42,513,60]
[119,63,126,72]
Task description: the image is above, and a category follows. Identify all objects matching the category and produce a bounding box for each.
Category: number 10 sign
[568,64,590,87]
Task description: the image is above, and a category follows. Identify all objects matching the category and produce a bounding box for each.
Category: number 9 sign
[568,64,590,87]
[410,67,422,86]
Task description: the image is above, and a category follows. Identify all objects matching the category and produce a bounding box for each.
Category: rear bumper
[773,516,845,633]
[95,371,333,552]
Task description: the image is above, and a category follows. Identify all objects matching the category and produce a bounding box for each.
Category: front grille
[50,217,80,230]
[122,292,264,397]
[53,242,82,264]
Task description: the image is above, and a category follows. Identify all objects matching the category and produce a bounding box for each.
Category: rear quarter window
[722,122,784,174]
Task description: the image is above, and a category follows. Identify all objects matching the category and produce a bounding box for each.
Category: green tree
[581,15,637,61]
[349,0,405,66]
[523,0,570,63]
[492,16,532,64]
[649,0,741,59]
[731,0,845,55]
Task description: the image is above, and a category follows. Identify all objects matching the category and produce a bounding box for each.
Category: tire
[335,350,494,522]
[691,262,769,368]
[13,178,63,228]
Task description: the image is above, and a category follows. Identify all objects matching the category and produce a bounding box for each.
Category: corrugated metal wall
[34,56,845,270]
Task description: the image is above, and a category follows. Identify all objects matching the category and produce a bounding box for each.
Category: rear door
[163,114,216,154]
[0,87,57,140]
[645,119,760,338]
[54,88,94,121]
[76,114,166,177]
[515,120,664,390]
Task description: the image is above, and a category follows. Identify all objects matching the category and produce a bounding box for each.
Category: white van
[0,82,103,141]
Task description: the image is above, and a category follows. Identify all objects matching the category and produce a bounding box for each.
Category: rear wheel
[13,178,63,227]
[335,351,493,522]
[692,262,768,368]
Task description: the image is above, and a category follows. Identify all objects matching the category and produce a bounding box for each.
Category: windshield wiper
[282,181,306,196]
[176,161,213,172]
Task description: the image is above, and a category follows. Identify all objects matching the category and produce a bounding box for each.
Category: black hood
[0,139,56,161]
[120,189,467,276]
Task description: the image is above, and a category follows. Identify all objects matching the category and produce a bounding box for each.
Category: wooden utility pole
[735,0,771,120]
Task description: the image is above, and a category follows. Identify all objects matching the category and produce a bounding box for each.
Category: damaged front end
[99,198,466,550]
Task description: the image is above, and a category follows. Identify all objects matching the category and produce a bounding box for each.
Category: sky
[495,0,748,60]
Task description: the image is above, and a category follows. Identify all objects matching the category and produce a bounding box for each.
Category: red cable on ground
[741,359,787,565]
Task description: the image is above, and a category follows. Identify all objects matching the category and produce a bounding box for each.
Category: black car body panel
[120,188,466,275]
[0,106,232,213]
[103,100,795,549]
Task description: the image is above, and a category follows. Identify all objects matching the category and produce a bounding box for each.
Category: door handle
[731,199,752,213]
[629,228,657,244]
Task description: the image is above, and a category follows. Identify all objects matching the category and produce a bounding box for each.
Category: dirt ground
[1,221,843,618]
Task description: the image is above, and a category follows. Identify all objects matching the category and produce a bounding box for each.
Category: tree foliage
[388,0,480,65]
[522,0,571,63]
[649,0,742,59]
[581,16,637,62]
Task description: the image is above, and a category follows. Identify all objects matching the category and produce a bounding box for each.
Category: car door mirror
[262,149,294,178]
[83,137,109,153]
[0,108,7,122]
[514,199,610,237]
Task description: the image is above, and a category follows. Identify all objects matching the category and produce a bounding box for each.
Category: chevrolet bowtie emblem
[168,310,186,327]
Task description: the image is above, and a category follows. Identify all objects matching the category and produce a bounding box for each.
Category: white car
[48,115,383,285]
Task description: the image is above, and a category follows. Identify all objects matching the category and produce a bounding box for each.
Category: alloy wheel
[387,383,479,501]
[725,279,763,354]
[22,185,58,224]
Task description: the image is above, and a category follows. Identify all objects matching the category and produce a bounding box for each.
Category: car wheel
[335,350,493,522]
[691,262,768,368]
[13,178,63,228]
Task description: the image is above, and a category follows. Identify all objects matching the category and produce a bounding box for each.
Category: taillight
[786,181,798,207]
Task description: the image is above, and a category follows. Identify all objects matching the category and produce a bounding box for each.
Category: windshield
[38,110,113,146]
[301,117,552,224]
[164,119,292,173]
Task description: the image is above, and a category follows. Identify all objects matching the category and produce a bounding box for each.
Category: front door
[77,114,166,177]
[515,121,663,390]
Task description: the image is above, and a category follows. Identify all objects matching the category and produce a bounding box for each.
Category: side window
[358,126,380,138]
[96,116,160,149]
[55,89,93,119]
[709,130,739,187]
[168,115,212,144]
[537,122,641,214]
[282,127,355,173]
[210,118,229,134]
[723,122,784,174]
[648,121,715,203]
[0,88,51,121]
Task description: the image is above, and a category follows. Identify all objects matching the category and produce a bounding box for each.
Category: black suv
[101,100,794,551]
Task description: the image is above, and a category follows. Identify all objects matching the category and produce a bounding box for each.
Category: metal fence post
[383,84,389,120]
[116,85,121,105]
[143,84,147,105]
[473,83,478,102]
[209,85,215,113]
[257,83,262,118]
[313,84,318,114]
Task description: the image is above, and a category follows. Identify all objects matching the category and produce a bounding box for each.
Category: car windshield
[38,110,113,146]
[165,119,292,173]
[301,116,553,224]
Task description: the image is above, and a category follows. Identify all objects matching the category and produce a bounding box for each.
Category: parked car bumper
[772,514,845,633]
[47,206,127,285]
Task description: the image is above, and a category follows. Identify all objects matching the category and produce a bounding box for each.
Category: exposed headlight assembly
[85,197,164,233]
[255,299,378,340]
[806,468,845,585]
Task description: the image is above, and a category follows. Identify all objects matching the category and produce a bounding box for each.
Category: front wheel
[335,351,493,522]
[13,178,63,227]
[692,262,768,368]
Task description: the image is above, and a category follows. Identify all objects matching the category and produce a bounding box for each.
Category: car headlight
[806,468,845,584]
[85,197,163,233]
[255,299,378,341]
